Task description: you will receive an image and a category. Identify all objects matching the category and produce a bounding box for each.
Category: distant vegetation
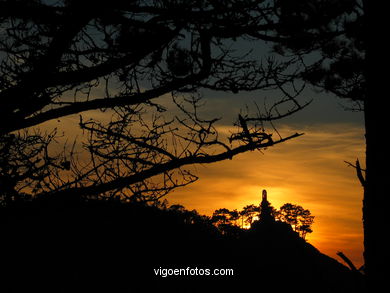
[210,201,314,240]
[1,194,361,293]
[148,196,315,240]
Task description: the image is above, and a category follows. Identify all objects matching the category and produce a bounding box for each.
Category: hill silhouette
[1,196,363,293]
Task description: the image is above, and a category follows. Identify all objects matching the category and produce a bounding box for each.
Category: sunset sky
[48,85,365,268]
[165,92,366,268]
[2,3,369,291]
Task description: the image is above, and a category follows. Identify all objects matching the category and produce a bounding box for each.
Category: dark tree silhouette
[267,1,389,288]
[211,208,233,226]
[211,191,315,240]
[239,204,260,228]
[211,207,244,236]
[168,204,186,213]
[0,0,309,204]
[0,1,369,292]
[0,130,68,205]
[277,203,314,240]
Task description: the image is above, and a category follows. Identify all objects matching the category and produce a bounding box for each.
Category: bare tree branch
[344,159,366,187]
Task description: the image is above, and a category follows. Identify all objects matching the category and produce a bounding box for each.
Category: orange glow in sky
[168,123,365,268]
[45,94,365,269]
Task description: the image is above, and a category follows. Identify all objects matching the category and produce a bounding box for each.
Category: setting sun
[169,122,365,267]
[2,1,373,291]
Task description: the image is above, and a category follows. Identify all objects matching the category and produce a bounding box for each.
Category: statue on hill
[259,189,275,223]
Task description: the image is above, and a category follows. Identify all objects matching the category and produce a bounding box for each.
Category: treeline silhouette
[1,194,363,293]
[210,200,314,240]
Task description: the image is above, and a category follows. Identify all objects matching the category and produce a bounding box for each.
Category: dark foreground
[1,197,363,293]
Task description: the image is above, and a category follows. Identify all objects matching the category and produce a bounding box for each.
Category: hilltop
[1,197,363,293]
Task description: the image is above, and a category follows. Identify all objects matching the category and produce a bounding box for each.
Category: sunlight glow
[169,123,365,267]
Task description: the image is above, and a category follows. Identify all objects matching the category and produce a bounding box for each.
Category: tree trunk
[363,1,390,289]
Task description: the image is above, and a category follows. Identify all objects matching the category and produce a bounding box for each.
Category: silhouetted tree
[211,207,245,236]
[269,1,388,287]
[277,203,314,240]
[229,209,240,226]
[0,0,309,204]
[168,204,186,213]
[0,130,69,205]
[211,208,232,226]
[239,204,260,228]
